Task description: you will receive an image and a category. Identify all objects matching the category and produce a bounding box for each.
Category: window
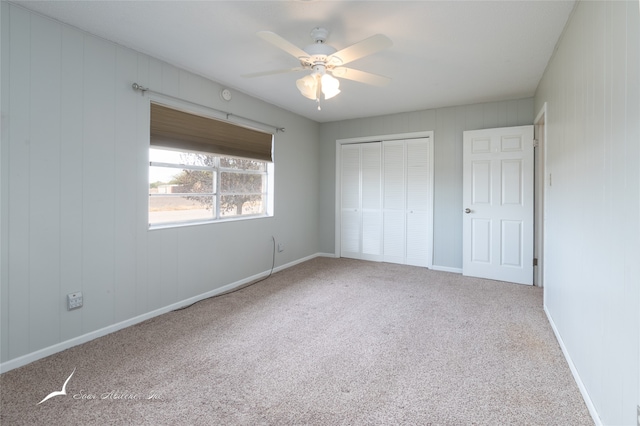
[149,148,271,226]
[148,102,274,228]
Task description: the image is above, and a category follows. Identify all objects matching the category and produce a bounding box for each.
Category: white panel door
[462,126,534,285]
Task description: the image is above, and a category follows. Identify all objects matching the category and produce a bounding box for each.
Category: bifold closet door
[382,141,406,264]
[382,138,431,266]
[340,144,361,258]
[405,139,431,267]
[340,138,431,266]
[360,143,383,259]
[340,142,382,261]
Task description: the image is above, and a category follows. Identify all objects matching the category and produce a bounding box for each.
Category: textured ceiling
[13,1,576,123]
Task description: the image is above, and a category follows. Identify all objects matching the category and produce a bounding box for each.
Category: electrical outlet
[277,243,285,252]
[67,292,83,310]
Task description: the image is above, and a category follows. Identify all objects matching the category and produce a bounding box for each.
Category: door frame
[534,103,548,288]
[335,131,434,267]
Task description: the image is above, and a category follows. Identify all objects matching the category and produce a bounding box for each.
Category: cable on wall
[131,83,285,134]
[171,236,277,312]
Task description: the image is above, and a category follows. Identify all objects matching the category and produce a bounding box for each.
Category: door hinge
[533,258,538,266]
[533,139,539,148]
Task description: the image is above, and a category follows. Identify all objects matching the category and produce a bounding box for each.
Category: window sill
[148,213,272,231]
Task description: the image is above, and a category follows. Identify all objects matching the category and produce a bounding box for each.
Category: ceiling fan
[243,27,392,108]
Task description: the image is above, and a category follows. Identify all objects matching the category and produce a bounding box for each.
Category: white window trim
[146,95,275,230]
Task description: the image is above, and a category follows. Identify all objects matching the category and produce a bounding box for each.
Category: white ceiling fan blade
[242,67,305,78]
[329,34,392,66]
[257,31,310,61]
[332,67,391,87]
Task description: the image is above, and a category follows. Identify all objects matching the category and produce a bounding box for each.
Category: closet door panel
[341,210,361,255]
[340,145,361,258]
[362,210,382,257]
[361,143,381,209]
[383,141,405,210]
[361,143,382,258]
[341,145,361,210]
[406,139,430,211]
[383,140,406,264]
[406,210,430,267]
[383,210,405,263]
[406,138,431,266]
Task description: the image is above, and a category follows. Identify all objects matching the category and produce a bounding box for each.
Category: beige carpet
[1,257,592,425]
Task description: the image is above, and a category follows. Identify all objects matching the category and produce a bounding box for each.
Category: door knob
[465,208,471,214]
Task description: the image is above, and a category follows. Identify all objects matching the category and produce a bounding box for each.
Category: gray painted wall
[319,99,534,270]
[535,1,639,424]
[4,4,637,424]
[0,3,320,366]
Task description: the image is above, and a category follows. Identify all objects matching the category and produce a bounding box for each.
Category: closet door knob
[465,208,471,214]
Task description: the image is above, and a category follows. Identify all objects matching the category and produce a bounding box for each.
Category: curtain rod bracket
[132,82,148,93]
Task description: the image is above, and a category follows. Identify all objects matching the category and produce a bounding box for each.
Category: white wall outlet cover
[220,88,232,101]
[67,292,83,310]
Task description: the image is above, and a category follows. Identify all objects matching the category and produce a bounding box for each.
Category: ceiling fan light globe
[321,74,341,99]
[324,88,341,100]
[296,75,318,100]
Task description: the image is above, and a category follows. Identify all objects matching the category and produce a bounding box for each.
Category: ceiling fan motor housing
[300,27,342,68]
[303,43,338,66]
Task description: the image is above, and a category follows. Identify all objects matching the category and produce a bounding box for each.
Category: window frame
[147,98,274,230]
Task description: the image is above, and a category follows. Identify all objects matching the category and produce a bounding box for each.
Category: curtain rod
[131,83,285,134]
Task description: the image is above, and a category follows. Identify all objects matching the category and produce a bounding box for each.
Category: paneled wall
[319,99,534,270]
[535,1,639,424]
[0,4,320,367]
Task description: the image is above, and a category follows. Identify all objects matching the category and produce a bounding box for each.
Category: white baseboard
[430,265,463,274]
[271,252,333,273]
[316,252,339,259]
[0,253,328,374]
[544,305,602,426]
